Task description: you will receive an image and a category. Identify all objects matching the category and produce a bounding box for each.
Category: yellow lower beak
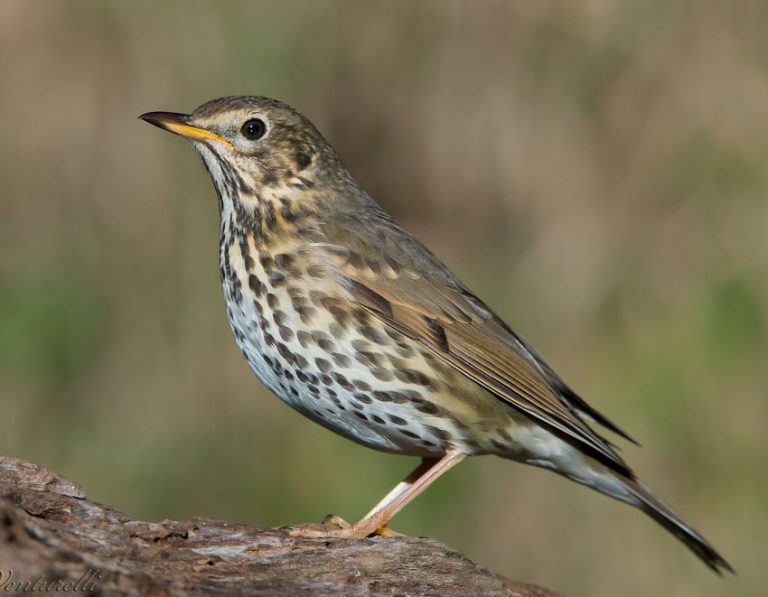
[139,111,232,145]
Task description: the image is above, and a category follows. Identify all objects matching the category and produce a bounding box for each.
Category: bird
[140,96,732,574]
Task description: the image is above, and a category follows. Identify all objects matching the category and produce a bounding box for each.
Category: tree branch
[0,457,559,596]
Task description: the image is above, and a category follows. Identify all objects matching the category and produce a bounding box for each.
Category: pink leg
[290,451,467,539]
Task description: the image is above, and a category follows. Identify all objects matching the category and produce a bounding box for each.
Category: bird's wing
[317,209,634,477]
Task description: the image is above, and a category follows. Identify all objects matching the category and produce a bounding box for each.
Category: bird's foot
[287,514,403,539]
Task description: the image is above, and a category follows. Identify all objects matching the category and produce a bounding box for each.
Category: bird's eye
[241,118,267,141]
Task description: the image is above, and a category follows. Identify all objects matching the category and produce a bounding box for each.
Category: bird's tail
[508,425,734,573]
[620,477,734,575]
[549,449,734,574]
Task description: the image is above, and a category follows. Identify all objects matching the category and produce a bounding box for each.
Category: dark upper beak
[139,111,231,145]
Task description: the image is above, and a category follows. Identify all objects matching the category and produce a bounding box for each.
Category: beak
[139,111,232,145]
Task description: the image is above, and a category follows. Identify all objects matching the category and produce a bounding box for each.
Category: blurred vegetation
[1,1,766,595]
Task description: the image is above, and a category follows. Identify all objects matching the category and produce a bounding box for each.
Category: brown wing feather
[316,211,633,477]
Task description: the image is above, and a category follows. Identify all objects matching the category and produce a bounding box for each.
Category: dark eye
[241,118,266,141]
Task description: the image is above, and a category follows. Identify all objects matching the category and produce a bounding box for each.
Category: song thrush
[140,96,732,573]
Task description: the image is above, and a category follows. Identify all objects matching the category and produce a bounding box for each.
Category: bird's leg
[289,451,466,539]
[328,457,440,538]
[287,459,437,538]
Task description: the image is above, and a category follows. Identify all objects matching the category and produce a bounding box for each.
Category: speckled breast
[218,230,511,458]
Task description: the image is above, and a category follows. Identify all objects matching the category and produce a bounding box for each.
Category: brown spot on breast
[394,342,415,358]
[275,253,295,269]
[359,325,389,344]
[276,342,295,364]
[272,310,287,326]
[297,331,312,348]
[332,353,351,367]
[319,296,340,309]
[384,327,404,342]
[354,351,374,366]
[259,252,274,272]
[373,391,393,402]
[412,398,440,415]
[248,274,265,297]
[290,294,308,311]
[269,271,287,287]
[296,306,316,323]
[352,308,370,326]
[394,369,432,386]
[352,379,371,391]
[311,331,334,351]
[332,372,354,390]
[263,201,277,231]
[239,237,254,270]
[371,367,394,381]
[428,426,452,441]
[329,306,350,326]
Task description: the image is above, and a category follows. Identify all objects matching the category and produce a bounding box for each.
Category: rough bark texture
[0,457,559,596]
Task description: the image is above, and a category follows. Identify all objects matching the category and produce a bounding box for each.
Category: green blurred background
[0,1,765,595]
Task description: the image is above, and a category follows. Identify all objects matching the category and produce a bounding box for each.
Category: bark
[0,457,559,596]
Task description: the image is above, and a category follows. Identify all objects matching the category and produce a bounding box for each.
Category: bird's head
[140,96,346,219]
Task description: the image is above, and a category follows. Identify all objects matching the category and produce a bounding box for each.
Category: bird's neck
[217,177,330,262]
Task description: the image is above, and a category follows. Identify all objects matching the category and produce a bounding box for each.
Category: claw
[322,514,351,529]
[286,514,405,539]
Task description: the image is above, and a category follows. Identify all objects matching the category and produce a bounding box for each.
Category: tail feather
[511,421,733,574]
[625,479,734,575]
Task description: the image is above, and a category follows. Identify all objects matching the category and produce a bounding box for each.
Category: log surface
[0,457,559,596]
